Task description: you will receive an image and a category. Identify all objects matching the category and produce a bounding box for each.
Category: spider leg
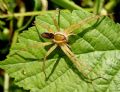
[41,42,53,46]
[35,21,54,34]
[65,15,100,35]
[52,9,60,32]
[30,42,53,49]
[52,16,60,31]
[56,8,60,29]
[60,43,91,77]
[43,44,57,78]
[48,28,54,33]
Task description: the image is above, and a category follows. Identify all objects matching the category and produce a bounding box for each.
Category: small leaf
[0,9,120,92]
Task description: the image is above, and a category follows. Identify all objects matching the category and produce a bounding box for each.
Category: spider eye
[41,32,54,39]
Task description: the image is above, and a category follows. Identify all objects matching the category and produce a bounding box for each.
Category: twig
[0,11,53,18]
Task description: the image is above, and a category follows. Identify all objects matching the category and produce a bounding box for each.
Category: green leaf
[1,9,120,92]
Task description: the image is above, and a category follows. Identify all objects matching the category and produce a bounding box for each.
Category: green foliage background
[0,0,120,92]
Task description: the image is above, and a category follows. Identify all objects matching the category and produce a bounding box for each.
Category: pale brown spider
[35,9,101,81]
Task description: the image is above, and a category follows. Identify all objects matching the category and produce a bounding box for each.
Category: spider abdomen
[41,32,54,39]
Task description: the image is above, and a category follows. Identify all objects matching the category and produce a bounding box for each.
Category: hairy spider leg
[52,8,61,32]
[60,43,107,82]
[56,8,61,29]
[43,44,57,77]
[30,42,53,49]
[65,15,100,35]
[35,23,56,76]
[60,43,91,77]
[40,23,54,33]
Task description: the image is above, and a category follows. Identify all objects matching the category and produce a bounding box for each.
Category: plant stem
[11,30,19,48]
[17,0,26,28]
[94,0,104,14]
[0,11,53,18]
[4,73,9,92]
[41,0,48,10]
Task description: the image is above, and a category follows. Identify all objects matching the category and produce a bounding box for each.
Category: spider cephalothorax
[41,31,68,44]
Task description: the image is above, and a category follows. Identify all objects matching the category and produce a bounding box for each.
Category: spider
[35,9,101,81]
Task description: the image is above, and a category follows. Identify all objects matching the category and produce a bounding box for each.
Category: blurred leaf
[0,0,16,13]
[4,0,16,13]
[81,0,94,7]
[0,9,120,92]
[0,20,5,26]
[51,0,82,10]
